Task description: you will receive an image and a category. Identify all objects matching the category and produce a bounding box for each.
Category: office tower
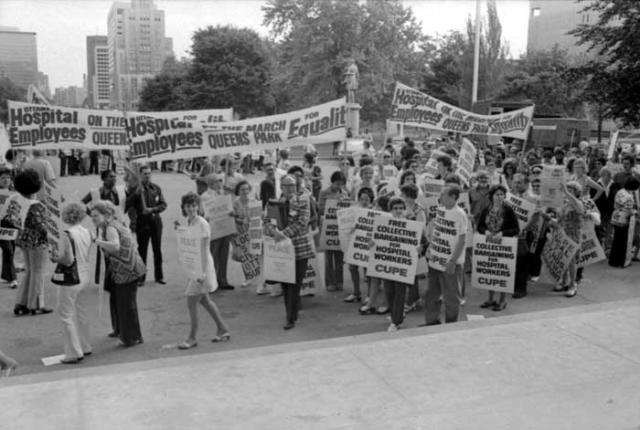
[107,0,174,110]
[0,26,38,89]
[87,35,111,109]
[53,86,87,107]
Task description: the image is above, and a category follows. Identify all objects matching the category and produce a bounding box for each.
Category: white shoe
[531,276,539,282]
[270,284,283,297]
[256,285,269,295]
[387,323,398,332]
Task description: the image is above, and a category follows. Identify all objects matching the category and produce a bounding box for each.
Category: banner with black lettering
[43,182,65,256]
[201,193,236,240]
[7,101,129,150]
[576,220,605,268]
[542,228,580,281]
[539,165,565,208]
[248,201,263,255]
[263,237,295,284]
[423,149,449,179]
[344,209,390,267]
[128,108,233,125]
[319,199,354,251]
[367,217,422,283]
[336,206,357,253]
[419,178,443,218]
[454,138,477,186]
[390,82,534,139]
[176,226,205,280]
[127,99,347,163]
[471,233,517,294]
[0,189,14,220]
[504,193,536,230]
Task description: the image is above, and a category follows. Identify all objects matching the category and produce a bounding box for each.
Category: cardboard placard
[263,237,295,284]
[505,193,537,230]
[202,193,236,240]
[344,209,389,267]
[540,165,565,208]
[43,183,65,256]
[176,226,205,280]
[247,201,263,255]
[470,233,517,294]
[366,217,422,283]
[542,228,580,281]
[454,138,477,186]
[319,199,354,251]
[336,206,358,253]
[576,221,606,268]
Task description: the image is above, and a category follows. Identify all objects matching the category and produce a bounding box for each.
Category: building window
[532,7,541,17]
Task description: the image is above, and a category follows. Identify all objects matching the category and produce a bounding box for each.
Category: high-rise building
[0,26,38,89]
[53,86,87,107]
[35,71,51,100]
[527,1,595,56]
[86,35,111,109]
[107,0,174,110]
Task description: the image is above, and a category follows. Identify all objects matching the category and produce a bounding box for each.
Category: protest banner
[454,138,477,186]
[0,189,14,219]
[423,149,448,178]
[420,178,444,218]
[301,257,323,295]
[390,82,535,140]
[539,165,565,208]
[0,124,10,164]
[263,237,295,284]
[176,226,205,280]
[336,206,357,253]
[319,199,354,251]
[607,130,619,160]
[3,194,34,229]
[127,98,347,163]
[625,214,636,268]
[201,193,236,240]
[576,221,606,268]
[248,201,263,255]
[7,101,130,151]
[367,216,421,283]
[542,228,580,281]
[428,206,467,271]
[232,230,261,283]
[345,209,389,267]
[0,227,18,241]
[128,107,233,125]
[470,233,517,294]
[43,182,65,256]
[504,193,537,229]
[26,84,51,105]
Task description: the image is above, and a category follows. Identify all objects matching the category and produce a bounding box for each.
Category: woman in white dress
[176,192,230,350]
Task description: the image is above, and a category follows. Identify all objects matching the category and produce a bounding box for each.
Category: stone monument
[343,59,361,137]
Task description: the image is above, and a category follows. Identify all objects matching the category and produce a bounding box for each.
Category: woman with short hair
[52,202,93,364]
[91,200,145,347]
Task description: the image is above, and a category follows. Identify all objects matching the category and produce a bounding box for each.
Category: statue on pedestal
[343,59,359,104]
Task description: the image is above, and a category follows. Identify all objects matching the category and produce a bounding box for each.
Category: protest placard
[43,182,65,256]
[319,199,354,251]
[625,214,636,268]
[263,237,295,284]
[428,206,467,271]
[233,230,261,282]
[505,193,537,229]
[201,193,236,240]
[454,138,477,186]
[176,226,205,280]
[0,228,18,240]
[420,178,444,218]
[539,165,565,208]
[607,130,619,160]
[0,189,14,220]
[576,221,606,268]
[336,206,357,253]
[423,149,448,178]
[344,209,389,267]
[248,201,263,255]
[7,101,130,151]
[127,99,347,163]
[301,257,323,295]
[390,82,534,140]
[542,228,580,281]
[0,124,10,164]
[3,194,34,229]
[366,216,422,283]
[470,233,517,294]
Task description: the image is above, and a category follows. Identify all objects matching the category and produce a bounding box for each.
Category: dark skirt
[608,225,628,268]
[112,279,143,346]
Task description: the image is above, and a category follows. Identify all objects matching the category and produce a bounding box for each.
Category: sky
[0,0,530,90]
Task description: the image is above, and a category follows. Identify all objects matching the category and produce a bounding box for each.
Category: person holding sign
[346,187,375,307]
[476,185,520,311]
[175,193,230,350]
[268,175,315,330]
[0,166,17,289]
[232,181,264,293]
[425,185,467,325]
[9,169,52,316]
[318,171,349,294]
[609,177,639,267]
[399,183,426,313]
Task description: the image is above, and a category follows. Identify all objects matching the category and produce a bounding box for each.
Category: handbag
[51,232,81,286]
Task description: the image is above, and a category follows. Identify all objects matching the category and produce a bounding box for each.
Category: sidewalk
[2,299,639,430]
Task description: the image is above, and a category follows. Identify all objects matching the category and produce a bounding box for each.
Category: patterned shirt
[281,192,315,260]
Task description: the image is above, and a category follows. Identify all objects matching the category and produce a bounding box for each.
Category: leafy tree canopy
[0,77,26,124]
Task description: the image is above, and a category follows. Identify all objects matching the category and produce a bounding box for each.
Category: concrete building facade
[0,26,38,89]
[53,86,87,107]
[107,0,173,110]
[86,35,111,109]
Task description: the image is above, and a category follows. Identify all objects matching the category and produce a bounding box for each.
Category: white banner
[367,216,422,283]
[127,99,347,163]
[390,82,534,139]
[471,233,517,294]
[128,108,233,124]
[7,101,129,151]
[176,226,205,280]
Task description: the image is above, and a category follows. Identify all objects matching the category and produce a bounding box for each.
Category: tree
[262,0,431,124]
[421,0,509,109]
[0,77,26,124]
[570,0,640,126]
[498,47,586,117]
[139,26,275,117]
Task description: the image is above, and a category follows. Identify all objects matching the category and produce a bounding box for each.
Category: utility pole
[472,0,482,106]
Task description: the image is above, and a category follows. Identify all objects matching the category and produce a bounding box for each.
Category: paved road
[1,162,639,377]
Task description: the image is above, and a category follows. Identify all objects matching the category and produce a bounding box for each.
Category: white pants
[56,273,91,359]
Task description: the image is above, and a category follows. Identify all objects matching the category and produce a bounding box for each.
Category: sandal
[212,333,231,343]
[178,340,198,350]
[492,302,507,311]
[480,301,496,309]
